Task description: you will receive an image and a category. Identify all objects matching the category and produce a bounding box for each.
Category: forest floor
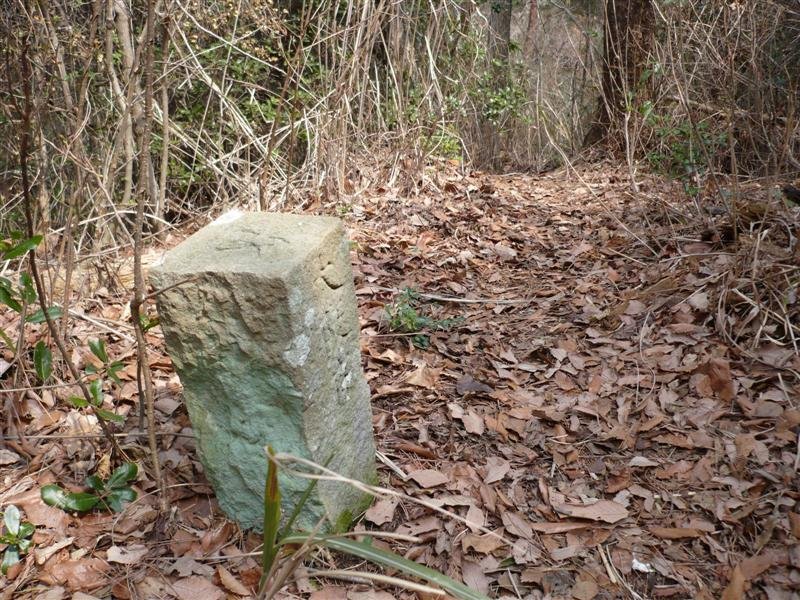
[1,163,799,600]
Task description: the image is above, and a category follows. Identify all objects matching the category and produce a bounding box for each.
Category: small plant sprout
[0,505,34,574]
[41,462,138,513]
[384,288,463,349]
[67,338,126,423]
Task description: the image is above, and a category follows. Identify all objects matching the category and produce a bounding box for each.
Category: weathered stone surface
[150,211,376,530]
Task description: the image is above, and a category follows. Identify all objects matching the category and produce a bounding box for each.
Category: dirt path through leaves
[2,166,798,599]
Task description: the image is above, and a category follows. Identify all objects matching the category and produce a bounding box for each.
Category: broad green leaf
[0,285,22,313]
[40,484,100,512]
[68,395,89,408]
[0,327,16,351]
[262,447,281,579]
[19,273,36,304]
[3,235,43,260]
[3,505,20,536]
[17,537,32,552]
[280,535,491,600]
[89,379,103,405]
[1,545,20,574]
[33,341,52,381]
[17,522,34,539]
[26,306,63,324]
[85,475,105,492]
[89,339,108,363]
[105,488,137,512]
[107,361,123,385]
[107,463,137,489]
[95,408,124,423]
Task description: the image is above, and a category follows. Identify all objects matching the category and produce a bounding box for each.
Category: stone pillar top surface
[156,211,342,276]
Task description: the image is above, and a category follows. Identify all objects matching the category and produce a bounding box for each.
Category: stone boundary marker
[150,211,376,531]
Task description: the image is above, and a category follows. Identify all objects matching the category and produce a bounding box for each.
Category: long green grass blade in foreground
[280,534,490,600]
[261,446,282,582]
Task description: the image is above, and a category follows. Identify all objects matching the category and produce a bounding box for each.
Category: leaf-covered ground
[2,165,799,599]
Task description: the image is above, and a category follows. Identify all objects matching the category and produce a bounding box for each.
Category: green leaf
[85,475,105,492]
[19,273,36,304]
[0,285,22,313]
[17,522,34,540]
[88,339,108,363]
[3,235,43,260]
[107,361,124,385]
[40,484,100,512]
[0,327,16,351]
[88,379,103,405]
[3,505,20,536]
[33,341,52,381]
[262,446,282,580]
[281,535,491,600]
[106,463,137,489]
[104,487,137,512]
[25,306,63,324]
[17,537,32,553]
[68,395,89,408]
[1,545,20,574]
[95,408,124,423]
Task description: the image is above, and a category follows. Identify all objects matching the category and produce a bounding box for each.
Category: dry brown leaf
[106,545,148,565]
[309,587,348,600]
[529,521,590,534]
[216,565,251,596]
[364,497,398,525]
[721,565,745,600]
[171,576,225,600]
[648,527,703,539]
[551,499,628,524]
[461,532,505,554]
[43,558,109,591]
[408,469,449,488]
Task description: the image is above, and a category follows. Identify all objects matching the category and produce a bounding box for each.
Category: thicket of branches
[0,0,798,242]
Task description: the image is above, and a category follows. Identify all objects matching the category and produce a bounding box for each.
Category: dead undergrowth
[1,165,799,599]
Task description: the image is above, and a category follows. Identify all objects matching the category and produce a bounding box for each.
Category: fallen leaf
[217,565,251,596]
[648,527,703,539]
[107,545,149,565]
[364,496,398,525]
[721,565,745,600]
[408,469,449,488]
[551,499,628,524]
[171,576,225,600]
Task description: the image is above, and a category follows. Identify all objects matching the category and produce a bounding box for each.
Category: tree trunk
[488,0,512,63]
[585,0,654,147]
[523,0,538,63]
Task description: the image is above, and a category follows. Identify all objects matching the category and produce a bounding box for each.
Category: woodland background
[1,0,800,599]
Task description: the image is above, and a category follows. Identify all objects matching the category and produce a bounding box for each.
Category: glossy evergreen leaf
[40,484,100,512]
[3,505,20,536]
[1,545,19,574]
[17,522,34,540]
[25,306,63,324]
[0,285,21,313]
[89,379,103,405]
[68,395,89,408]
[105,488,137,512]
[89,339,108,363]
[33,341,52,381]
[95,408,124,423]
[85,475,105,492]
[107,463,137,489]
[107,361,124,384]
[19,273,36,304]
[3,235,43,260]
